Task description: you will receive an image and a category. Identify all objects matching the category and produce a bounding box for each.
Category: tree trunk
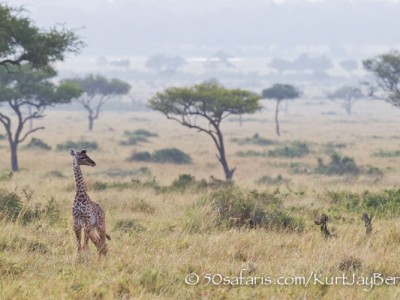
[10,142,19,172]
[218,150,236,180]
[239,114,243,127]
[275,99,281,137]
[88,116,94,131]
[215,129,236,180]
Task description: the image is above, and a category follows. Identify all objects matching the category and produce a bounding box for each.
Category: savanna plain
[2,105,400,300]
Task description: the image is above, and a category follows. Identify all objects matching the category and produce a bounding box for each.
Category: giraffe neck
[72,160,87,199]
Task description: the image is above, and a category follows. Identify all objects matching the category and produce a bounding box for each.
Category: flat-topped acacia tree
[149,81,261,180]
[0,66,81,171]
[262,84,300,137]
[63,74,131,131]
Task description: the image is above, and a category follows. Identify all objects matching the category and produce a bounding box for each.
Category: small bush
[207,186,303,232]
[0,190,22,221]
[0,171,13,181]
[268,142,310,158]
[374,150,400,158]
[120,129,158,146]
[316,153,360,176]
[21,197,61,225]
[56,140,98,151]
[128,148,192,164]
[152,148,192,164]
[0,134,5,140]
[128,151,152,162]
[23,138,51,150]
[170,174,196,190]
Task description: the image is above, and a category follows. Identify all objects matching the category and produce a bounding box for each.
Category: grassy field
[1,108,400,299]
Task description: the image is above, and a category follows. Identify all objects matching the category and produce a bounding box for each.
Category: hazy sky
[8,0,400,58]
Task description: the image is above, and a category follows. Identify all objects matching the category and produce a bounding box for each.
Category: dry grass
[1,109,400,299]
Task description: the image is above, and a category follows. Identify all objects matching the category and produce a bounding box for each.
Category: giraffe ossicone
[70,148,110,257]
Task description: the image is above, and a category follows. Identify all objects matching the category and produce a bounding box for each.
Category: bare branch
[18,126,45,143]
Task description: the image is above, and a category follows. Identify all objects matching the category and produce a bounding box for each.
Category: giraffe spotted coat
[70,149,110,256]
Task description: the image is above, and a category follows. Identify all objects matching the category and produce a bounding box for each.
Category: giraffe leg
[82,225,91,252]
[97,226,108,256]
[73,223,82,253]
[88,229,100,249]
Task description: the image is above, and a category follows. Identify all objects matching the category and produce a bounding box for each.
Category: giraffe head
[69,149,96,167]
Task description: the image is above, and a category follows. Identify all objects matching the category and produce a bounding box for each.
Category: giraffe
[69,148,110,256]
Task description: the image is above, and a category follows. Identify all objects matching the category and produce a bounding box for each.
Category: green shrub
[126,129,158,138]
[207,186,303,232]
[170,174,196,190]
[20,197,61,225]
[152,148,192,164]
[23,138,51,150]
[374,150,400,158]
[128,151,152,162]
[326,189,400,217]
[56,140,98,151]
[268,141,310,158]
[316,153,360,176]
[0,190,22,221]
[0,134,5,140]
[120,129,158,146]
[128,148,192,164]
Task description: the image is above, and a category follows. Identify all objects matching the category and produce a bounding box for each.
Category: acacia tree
[63,75,131,130]
[363,50,400,107]
[149,81,261,180]
[0,66,81,171]
[0,4,82,69]
[262,84,300,137]
[328,86,364,115]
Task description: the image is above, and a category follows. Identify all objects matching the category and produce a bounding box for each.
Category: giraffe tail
[106,233,111,240]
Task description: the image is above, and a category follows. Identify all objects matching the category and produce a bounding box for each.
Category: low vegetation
[56,140,98,151]
[23,138,52,151]
[128,148,192,164]
[120,129,158,146]
[315,153,360,175]
[231,134,276,146]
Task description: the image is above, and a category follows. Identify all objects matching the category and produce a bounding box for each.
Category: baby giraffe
[70,149,110,256]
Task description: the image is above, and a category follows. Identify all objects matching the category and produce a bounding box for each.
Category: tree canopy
[363,50,400,107]
[63,74,131,130]
[0,65,81,171]
[149,81,261,180]
[0,3,83,70]
[262,84,300,137]
[328,86,363,115]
